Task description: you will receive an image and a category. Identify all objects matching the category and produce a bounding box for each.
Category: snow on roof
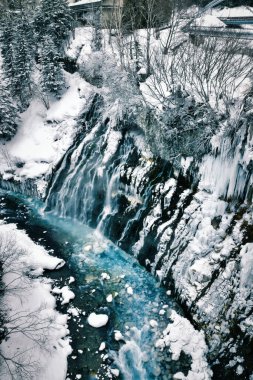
[212,6,253,18]
[195,14,225,28]
[69,0,101,6]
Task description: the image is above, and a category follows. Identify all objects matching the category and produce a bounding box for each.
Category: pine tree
[0,85,19,140]
[0,15,17,87]
[12,20,33,106]
[35,0,73,96]
[35,0,72,52]
[0,7,34,108]
[39,35,65,95]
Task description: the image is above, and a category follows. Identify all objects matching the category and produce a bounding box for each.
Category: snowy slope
[0,72,95,195]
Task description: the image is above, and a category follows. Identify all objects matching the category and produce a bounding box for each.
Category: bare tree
[172,37,253,109]
[0,232,63,380]
[143,36,253,112]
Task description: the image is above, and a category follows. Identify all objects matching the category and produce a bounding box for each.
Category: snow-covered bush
[146,93,219,164]
[79,51,145,128]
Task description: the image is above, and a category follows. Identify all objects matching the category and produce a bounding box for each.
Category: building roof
[219,16,253,26]
[69,0,101,7]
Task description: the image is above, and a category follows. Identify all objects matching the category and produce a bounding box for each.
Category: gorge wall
[43,92,253,380]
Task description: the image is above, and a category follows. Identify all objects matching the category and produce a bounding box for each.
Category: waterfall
[45,119,136,231]
[112,326,162,380]
[44,97,253,378]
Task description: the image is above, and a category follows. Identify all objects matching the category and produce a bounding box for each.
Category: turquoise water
[0,191,190,380]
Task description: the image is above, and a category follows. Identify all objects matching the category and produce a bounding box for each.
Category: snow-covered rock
[87,313,109,328]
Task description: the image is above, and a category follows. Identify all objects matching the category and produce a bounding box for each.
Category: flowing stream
[0,190,192,380]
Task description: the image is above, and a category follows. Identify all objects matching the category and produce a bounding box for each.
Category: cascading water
[45,116,143,238]
[43,104,205,379]
[44,93,253,379]
[0,190,200,380]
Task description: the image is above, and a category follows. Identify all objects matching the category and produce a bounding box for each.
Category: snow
[195,14,225,28]
[155,310,212,380]
[174,374,186,380]
[99,342,106,351]
[0,72,95,195]
[1,223,65,275]
[106,294,113,302]
[68,307,80,317]
[189,258,212,285]
[61,286,75,305]
[102,129,122,166]
[101,272,111,280]
[87,313,109,328]
[69,276,75,284]
[69,0,101,6]
[212,6,253,19]
[126,286,133,295]
[111,368,120,377]
[181,157,193,175]
[114,331,124,341]
[138,67,147,75]
[239,243,253,291]
[0,223,71,380]
[149,320,158,328]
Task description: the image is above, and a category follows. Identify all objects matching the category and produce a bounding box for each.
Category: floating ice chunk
[101,273,111,280]
[87,313,109,328]
[69,276,75,284]
[52,287,62,295]
[114,330,124,341]
[237,365,244,375]
[83,244,92,252]
[173,373,185,380]
[99,342,106,351]
[150,320,158,328]
[76,375,82,380]
[111,368,120,377]
[67,307,79,317]
[159,309,166,316]
[126,286,133,295]
[61,286,75,305]
[106,294,113,303]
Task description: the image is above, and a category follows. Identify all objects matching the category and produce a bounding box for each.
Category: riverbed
[0,190,201,380]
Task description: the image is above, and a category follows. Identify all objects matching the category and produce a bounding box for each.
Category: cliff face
[44,91,253,379]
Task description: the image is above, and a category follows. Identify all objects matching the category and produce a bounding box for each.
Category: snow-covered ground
[0,71,95,195]
[156,310,212,380]
[0,223,72,380]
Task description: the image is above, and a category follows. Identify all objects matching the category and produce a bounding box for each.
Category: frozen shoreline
[0,223,72,380]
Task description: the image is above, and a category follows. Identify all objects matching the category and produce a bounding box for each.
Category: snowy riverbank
[0,223,72,380]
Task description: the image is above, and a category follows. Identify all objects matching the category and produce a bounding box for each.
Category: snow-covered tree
[0,85,19,140]
[0,8,34,108]
[39,35,65,96]
[35,0,72,96]
[35,0,72,51]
